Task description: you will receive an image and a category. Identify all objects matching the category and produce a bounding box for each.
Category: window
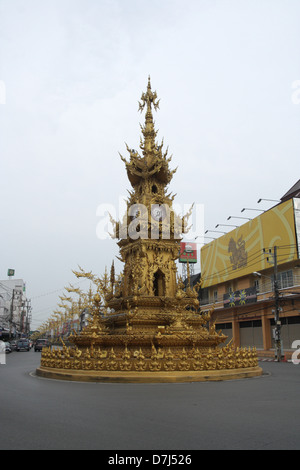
[153,270,165,296]
[240,320,262,328]
[217,322,232,330]
[272,270,294,289]
[200,288,209,305]
[279,270,293,289]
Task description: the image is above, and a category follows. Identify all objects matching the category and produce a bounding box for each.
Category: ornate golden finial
[138,76,160,113]
[138,76,160,156]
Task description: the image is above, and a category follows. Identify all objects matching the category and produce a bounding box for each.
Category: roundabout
[36,365,263,383]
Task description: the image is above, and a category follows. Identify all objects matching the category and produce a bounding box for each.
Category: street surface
[0,350,300,450]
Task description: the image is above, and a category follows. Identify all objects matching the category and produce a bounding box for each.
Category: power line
[201,248,264,281]
[30,277,91,300]
[201,244,299,283]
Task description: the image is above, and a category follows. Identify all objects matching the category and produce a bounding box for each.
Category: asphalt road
[0,350,300,450]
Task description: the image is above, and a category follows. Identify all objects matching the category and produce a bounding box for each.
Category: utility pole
[26,299,32,336]
[264,246,282,362]
[9,288,23,340]
[273,246,282,362]
[9,289,15,340]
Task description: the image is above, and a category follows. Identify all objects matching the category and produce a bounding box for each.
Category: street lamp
[257,198,280,204]
[205,230,227,235]
[215,224,238,229]
[227,216,251,221]
[195,236,216,240]
[241,208,265,213]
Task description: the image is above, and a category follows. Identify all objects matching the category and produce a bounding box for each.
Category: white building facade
[0,278,30,339]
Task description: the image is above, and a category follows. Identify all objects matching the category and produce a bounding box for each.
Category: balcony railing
[199,273,300,308]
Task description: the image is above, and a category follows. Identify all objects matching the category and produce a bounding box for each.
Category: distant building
[281,178,300,202]
[200,181,300,358]
[0,278,30,339]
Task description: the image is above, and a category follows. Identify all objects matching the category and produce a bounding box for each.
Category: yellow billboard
[201,199,298,288]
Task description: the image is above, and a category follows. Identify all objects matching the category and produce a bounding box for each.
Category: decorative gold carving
[40,78,259,379]
[41,342,259,372]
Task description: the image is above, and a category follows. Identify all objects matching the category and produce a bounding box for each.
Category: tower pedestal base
[36,366,263,383]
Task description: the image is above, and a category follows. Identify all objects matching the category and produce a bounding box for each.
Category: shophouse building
[200,182,300,359]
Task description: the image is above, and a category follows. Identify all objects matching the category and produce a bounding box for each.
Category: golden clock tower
[37,78,262,382]
[111,76,190,306]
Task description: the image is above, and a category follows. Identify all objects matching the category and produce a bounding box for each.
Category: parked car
[16,340,30,352]
[34,339,49,352]
[10,340,18,351]
[5,342,12,353]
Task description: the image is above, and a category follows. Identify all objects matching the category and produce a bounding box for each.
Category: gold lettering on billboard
[228,236,248,270]
[201,199,298,288]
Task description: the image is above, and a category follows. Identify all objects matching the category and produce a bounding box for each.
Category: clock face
[151,204,167,222]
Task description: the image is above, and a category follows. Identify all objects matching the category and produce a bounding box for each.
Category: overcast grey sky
[0,0,299,330]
